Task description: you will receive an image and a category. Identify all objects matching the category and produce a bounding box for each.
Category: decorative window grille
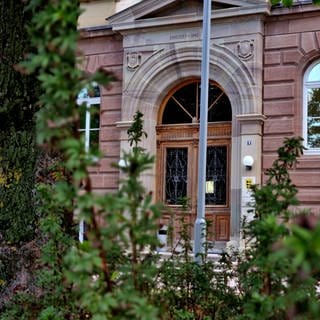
[205,146,227,205]
[165,148,188,205]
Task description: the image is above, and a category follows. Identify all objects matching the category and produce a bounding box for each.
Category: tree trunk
[0,0,39,307]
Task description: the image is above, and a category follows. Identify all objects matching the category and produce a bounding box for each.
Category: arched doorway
[156,79,232,242]
[119,45,262,247]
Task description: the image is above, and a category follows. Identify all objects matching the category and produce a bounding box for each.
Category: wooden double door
[156,122,231,242]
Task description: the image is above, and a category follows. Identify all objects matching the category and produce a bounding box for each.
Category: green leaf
[282,0,294,7]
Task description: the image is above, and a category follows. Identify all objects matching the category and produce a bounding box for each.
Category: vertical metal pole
[194,0,212,263]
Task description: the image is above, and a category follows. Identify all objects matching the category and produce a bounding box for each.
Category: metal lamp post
[194,0,212,263]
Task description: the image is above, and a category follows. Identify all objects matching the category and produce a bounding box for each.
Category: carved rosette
[237,40,254,61]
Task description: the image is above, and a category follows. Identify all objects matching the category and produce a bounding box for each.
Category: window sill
[303,149,320,156]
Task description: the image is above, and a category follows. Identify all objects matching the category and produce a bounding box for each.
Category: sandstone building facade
[78,0,320,247]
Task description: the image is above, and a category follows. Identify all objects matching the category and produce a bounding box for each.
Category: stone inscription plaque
[169,31,201,41]
[124,29,201,47]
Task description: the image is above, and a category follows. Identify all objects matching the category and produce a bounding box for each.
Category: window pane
[208,86,232,122]
[162,82,232,124]
[308,63,320,82]
[90,104,100,129]
[78,87,89,99]
[165,148,188,204]
[79,105,87,129]
[92,85,101,98]
[162,98,193,124]
[206,146,227,205]
[174,83,197,119]
[79,131,85,144]
[163,83,197,124]
[307,88,320,117]
[90,130,100,151]
[77,83,101,145]
[77,84,101,99]
[307,88,320,148]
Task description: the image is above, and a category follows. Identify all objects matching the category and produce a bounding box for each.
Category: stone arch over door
[118,45,261,243]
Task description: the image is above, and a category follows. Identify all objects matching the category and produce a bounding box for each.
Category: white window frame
[76,84,101,243]
[303,60,320,155]
[76,85,101,153]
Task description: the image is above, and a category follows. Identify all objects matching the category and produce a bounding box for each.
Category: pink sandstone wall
[78,31,123,193]
[264,10,320,213]
[76,7,320,213]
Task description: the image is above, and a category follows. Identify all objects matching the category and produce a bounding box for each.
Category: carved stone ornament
[126,52,141,71]
[237,40,254,60]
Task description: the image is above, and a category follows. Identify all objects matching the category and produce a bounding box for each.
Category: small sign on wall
[242,176,256,206]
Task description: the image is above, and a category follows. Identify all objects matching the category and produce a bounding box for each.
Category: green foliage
[127,110,148,148]
[237,137,320,320]
[2,4,163,317]
[34,187,82,319]
[1,0,94,317]
[3,0,320,318]
[270,0,320,6]
[156,251,240,319]
[63,115,162,318]
[153,199,240,320]
[0,248,18,291]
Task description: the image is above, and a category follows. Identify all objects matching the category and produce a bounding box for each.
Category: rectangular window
[206,146,227,205]
[77,84,101,243]
[78,103,100,152]
[77,85,101,153]
[165,148,188,205]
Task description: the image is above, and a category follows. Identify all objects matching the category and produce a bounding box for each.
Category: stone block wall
[78,31,124,193]
[263,9,320,213]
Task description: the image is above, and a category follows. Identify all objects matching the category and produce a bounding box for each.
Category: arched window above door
[161,81,232,124]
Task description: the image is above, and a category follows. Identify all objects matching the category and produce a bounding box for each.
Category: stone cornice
[111,13,200,32]
[116,120,134,129]
[237,114,266,136]
[108,0,270,32]
[78,25,114,39]
[108,0,176,24]
[236,114,267,122]
[111,8,270,32]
